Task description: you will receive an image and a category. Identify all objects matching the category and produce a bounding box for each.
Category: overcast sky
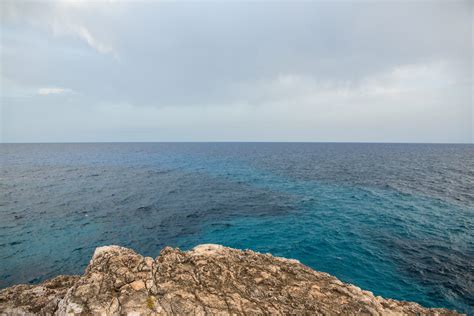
[1,0,472,143]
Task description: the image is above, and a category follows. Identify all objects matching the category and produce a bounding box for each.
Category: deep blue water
[0,143,473,313]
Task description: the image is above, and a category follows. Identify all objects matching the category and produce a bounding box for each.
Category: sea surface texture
[0,143,473,313]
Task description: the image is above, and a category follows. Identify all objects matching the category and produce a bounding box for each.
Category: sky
[1,0,472,143]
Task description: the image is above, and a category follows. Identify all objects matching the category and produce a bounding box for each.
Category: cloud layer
[1,0,472,142]
[37,87,74,96]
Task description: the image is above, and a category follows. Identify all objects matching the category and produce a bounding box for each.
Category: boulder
[0,244,461,315]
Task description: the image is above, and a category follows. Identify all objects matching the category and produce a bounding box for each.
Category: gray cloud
[1,0,472,142]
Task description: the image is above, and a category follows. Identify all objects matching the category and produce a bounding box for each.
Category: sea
[0,143,473,314]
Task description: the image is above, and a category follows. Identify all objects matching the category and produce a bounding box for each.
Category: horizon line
[1,141,473,145]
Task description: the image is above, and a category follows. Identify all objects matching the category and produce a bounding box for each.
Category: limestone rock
[0,275,79,315]
[0,244,462,315]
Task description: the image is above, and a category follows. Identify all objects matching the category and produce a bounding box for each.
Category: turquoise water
[1,143,473,313]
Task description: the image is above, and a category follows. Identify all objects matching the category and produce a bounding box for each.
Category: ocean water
[0,143,473,313]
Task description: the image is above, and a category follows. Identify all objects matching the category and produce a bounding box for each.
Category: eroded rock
[0,275,79,315]
[0,244,462,315]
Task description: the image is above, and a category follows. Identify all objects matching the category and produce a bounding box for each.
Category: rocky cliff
[0,244,461,315]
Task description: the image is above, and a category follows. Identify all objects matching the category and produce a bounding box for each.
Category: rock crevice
[0,244,461,315]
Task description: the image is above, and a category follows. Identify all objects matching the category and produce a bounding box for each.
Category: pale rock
[0,244,462,315]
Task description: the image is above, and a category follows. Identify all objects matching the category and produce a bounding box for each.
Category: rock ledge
[0,244,461,315]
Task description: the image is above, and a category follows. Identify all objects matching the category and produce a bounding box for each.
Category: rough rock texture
[0,275,79,315]
[0,244,461,315]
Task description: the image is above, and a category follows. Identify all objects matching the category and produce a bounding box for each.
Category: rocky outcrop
[0,244,461,315]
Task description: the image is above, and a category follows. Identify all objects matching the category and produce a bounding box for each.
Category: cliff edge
[0,244,461,315]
